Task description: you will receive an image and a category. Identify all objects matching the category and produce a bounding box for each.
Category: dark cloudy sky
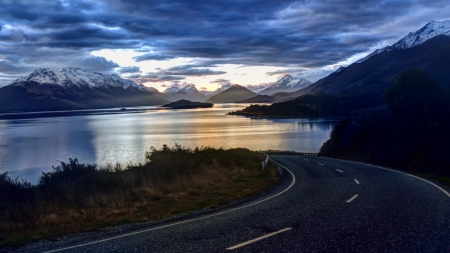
[0,0,449,90]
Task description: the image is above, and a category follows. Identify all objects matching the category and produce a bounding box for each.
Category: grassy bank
[0,145,279,247]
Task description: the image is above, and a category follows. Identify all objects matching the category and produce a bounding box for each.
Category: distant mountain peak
[163,84,200,95]
[245,83,271,92]
[357,20,450,63]
[258,75,312,95]
[206,83,257,103]
[162,84,205,102]
[279,75,294,81]
[208,83,233,97]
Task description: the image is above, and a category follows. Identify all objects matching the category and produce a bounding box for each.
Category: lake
[0,104,338,183]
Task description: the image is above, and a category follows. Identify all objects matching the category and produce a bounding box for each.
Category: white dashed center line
[226,227,292,250]
[318,163,324,165]
[336,169,343,173]
[304,159,309,161]
[346,194,358,203]
[354,179,360,184]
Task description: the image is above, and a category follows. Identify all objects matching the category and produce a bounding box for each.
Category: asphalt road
[5,155,450,253]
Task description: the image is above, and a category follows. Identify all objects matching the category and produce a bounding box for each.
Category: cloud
[1,0,450,81]
[132,73,185,83]
[73,56,119,72]
[118,66,140,74]
[125,73,141,78]
[266,68,307,76]
[142,65,227,80]
[159,75,186,81]
[133,53,177,61]
[0,61,35,85]
[210,78,230,85]
[164,68,226,76]
[0,61,34,75]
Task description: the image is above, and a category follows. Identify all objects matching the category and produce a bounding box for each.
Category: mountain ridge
[259,75,312,95]
[357,20,450,63]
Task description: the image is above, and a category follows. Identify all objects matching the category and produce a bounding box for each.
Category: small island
[161,99,214,109]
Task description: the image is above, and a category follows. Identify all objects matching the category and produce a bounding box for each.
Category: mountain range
[162,84,206,102]
[0,67,167,112]
[133,73,312,103]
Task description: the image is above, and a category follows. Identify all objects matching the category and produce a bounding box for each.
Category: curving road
[6,155,450,253]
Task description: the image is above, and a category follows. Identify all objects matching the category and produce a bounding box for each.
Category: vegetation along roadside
[319,69,450,182]
[0,145,279,247]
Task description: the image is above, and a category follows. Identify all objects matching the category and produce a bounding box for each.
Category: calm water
[0,104,338,183]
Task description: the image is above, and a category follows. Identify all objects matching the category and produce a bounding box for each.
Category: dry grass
[0,145,279,247]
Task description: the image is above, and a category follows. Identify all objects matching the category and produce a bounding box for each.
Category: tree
[385,69,450,173]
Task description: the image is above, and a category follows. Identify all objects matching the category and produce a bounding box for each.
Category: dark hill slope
[274,35,450,101]
[206,84,257,103]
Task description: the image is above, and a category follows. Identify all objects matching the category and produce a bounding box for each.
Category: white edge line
[406,174,450,198]
[354,179,360,185]
[43,156,297,253]
[226,227,292,250]
[346,194,358,203]
[322,157,450,199]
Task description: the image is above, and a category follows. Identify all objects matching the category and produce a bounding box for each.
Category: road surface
[5,155,450,252]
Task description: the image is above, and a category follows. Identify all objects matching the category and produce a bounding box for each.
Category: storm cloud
[0,0,449,85]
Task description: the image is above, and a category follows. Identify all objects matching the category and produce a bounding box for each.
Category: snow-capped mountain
[357,20,450,63]
[11,67,149,91]
[163,84,200,95]
[0,67,167,112]
[163,86,182,94]
[245,83,271,93]
[163,84,206,102]
[259,75,312,95]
